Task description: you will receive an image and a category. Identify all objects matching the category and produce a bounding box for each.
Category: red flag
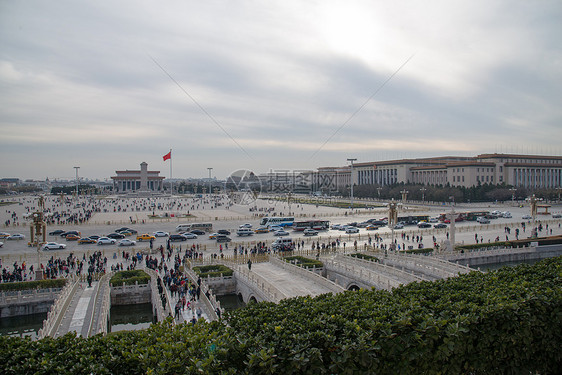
[163,151,171,161]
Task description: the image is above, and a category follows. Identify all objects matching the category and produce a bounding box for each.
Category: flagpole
[169,148,172,197]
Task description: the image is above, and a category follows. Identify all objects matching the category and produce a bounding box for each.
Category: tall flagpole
[169,148,173,197]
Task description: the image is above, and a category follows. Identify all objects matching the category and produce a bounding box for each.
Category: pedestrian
[247,259,252,270]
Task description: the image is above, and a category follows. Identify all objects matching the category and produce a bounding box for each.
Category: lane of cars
[2,209,556,252]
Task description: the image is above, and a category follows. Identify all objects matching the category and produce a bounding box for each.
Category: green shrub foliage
[192,265,233,278]
[1,257,560,374]
[283,256,323,268]
[109,270,150,287]
[0,278,67,291]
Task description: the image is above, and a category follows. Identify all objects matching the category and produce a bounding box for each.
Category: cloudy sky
[1,0,561,181]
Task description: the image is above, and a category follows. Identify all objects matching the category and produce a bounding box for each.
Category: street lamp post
[400,189,409,203]
[73,166,80,199]
[207,168,213,196]
[377,187,382,200]
[420,187,426,203]
[347,158,357,209]
[509,187,517,206]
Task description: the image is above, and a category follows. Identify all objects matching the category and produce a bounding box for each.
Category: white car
[303,229,318,236]
[269,225,283,232]
[345,227,359,234]
[0,241,3,248]
[180,232,198,239]
[43,242,67,250]
[118,239,136,246]
[153,231,169,237]
[477,217,490,224]
[522,215,532,220]
[394,223,404,229]
[7,233,25,240]
[97,237,116,245]
[502,212,512,218]
[274,230,290,236]
[239,223,253,229]
[429,217,439,223]
[552,214,562,218]
[331,224,342,230]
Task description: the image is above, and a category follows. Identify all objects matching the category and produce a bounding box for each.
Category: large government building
[111,162,165,193]
[306,153,562,192]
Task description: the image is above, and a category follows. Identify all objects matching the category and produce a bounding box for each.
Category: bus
[259,217,295,228]
[438,211,489,222]
[293,220,330,231]
[396,215,430,225]
[176,223,213,232]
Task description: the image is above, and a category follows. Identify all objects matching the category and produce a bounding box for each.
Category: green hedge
[0,278,67,291]
[283,256,323,268]
[456,241,511,251]
[192,265,233,278]
[0,257,560,374]
[403,247,434,254]
[109,270,150,287]
[349,253,379,262]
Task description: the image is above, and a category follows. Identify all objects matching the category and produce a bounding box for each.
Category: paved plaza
[1,193,562,274]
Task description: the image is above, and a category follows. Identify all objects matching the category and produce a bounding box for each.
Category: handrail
[323,257,401,291]
[235,264,286,303]
[87,271,113,337]
[38,276,79,339]
[269,256,344,294]
[339,254,426,283]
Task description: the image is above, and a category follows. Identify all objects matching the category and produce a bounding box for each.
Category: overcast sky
[1,0,561,181]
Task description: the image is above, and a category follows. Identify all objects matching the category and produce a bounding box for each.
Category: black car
[116,227,138,234]
[169,234,187,242]
[190,229,205,235]
[89,235,101,241]
[61,230,81,238]
[49,229,65,236]
[217,229,231,235]
[107,232,125,239]
[417,222,432,228]
[216,235,231,243]
[434,223,447,229]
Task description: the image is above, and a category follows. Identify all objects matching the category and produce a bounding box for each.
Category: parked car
[43,242,67,250]
[365,225,379,231]
[303,229,318,236]
[208,233,220,239]
[417,222,432,228]
[0,241,3,248]
[0,232,10,239]
[269,226,283,232]
[331,224,343,230]
[429,217,439,223]
[118,230,134,237]
[216,235,231,243]
[116,227,138,234]
[434,223,447,229]
[274,230,290,236]
[190,229,205,235]
[254,226,269,234]
[345,227,359,234]
[393,223,404,229]
[552,213,562,218]
[522,214,532,220]
[217,229,231,235]
[107,232,125,240]
[48,229,65,236]
[477,217,490,224]
[136,233,156,241]
[180,232,198,239]
[7,233,25,240]
[97,237,116,245]
[239,223,253,229]
[88,235,101,241]
[61,230,80,238]
[65,234,80,241]
[78,237,97,244]
[169,234,187,242]
[118,239,136,246]
[237,228,254,237]
[153,231,169,237]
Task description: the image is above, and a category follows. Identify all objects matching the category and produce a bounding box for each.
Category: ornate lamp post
[347,158,357,209]
[509,187,517,206]
[400,189,409,203]
[420,187,426,203]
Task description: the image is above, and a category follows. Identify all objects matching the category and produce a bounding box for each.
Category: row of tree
[348,182,562,203]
